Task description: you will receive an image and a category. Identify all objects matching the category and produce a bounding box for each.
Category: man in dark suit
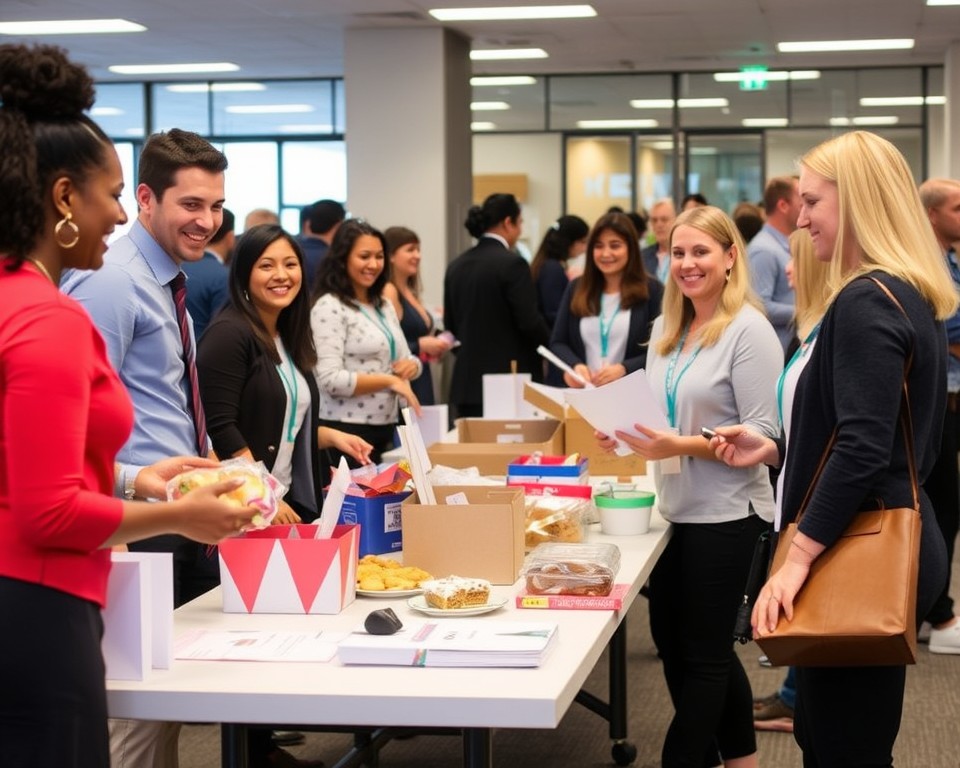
[444,193,551,419]
[180,207,233,340]
[296,198,345,285]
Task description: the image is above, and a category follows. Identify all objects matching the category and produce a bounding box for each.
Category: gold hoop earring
[55,213,80,249]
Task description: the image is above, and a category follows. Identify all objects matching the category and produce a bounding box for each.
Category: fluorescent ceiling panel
[109,62,239,75]
[470,48,548,60]
[0,19,145,35]
[777,39,914,53]
[430,5,596,21]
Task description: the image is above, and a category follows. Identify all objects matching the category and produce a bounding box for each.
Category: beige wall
[472,133,563,258]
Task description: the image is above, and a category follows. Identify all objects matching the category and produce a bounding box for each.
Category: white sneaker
[918,621,932,644]
[929,620,960,654]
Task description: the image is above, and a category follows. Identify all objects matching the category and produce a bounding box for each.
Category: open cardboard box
[524,383,646,477]
[426,418,563,476]
[400,486,525,585]
[218,524,359,614]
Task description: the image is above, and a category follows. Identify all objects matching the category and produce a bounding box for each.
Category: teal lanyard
[776,321,821,424]
[598,296,622,361]
[360,305,397,361]
[664,324,700,428]
[275,347,299,442]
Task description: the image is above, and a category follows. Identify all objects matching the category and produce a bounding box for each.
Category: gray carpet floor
[178,563,960,768]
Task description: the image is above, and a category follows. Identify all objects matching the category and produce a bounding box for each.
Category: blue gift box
[337,491,411,557]
[506,455,589,484]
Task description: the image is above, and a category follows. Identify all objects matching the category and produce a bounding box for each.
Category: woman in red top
[0,45,256,768]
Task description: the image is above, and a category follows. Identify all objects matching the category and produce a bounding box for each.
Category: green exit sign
[740,66,769,91]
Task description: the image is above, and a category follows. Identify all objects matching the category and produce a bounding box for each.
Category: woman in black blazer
[550,211,664,387]
[198,224,371,524]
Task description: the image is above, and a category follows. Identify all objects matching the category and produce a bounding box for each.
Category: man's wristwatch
[122,468,138,500]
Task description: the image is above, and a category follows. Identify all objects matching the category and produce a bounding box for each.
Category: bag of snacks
[521,542,622,596]
[166,458,285,532]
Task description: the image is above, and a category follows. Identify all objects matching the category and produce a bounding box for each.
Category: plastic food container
[523,496,588,550]
[594,490,655,535]
[520,542,621,596]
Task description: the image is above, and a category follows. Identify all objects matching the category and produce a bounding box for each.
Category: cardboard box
[524,384,646,477]
[426,418,564,476]
[218,524,359,614]
[401,486,526,585]
[338,491,411,557]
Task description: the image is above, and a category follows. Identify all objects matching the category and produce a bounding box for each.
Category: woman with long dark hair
[550,212,663,387]
[311,219,421,465]
[198,224,371,523]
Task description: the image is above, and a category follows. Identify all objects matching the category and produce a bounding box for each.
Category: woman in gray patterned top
[310,219,422,465]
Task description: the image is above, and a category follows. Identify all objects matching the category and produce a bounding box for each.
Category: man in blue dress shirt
[748,176,801,353]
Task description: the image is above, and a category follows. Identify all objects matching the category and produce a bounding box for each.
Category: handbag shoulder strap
[794,276,919,523]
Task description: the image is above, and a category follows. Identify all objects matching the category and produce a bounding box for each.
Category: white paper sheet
[318,456,351,538]
[563,369,670,456]
[174,629,344,662]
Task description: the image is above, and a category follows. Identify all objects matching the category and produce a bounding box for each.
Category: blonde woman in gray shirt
[601,206,782,768]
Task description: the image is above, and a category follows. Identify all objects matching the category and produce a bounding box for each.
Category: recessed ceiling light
[0,18,146,35]
[576,119,659,129]
[470,76,538,86]
[278,124,334,133]
[859,95,946,106]
[470,101,510,111]
[90,106,124,117]
[829,116,900,126]
[777,39,914,53]
[471,122,497,131]
[225,104,313,114]
[630,98,729,109]
[742,118,789,127]
[470,48,548,61]
[109,62,240,75]
[166,82,267,93]
[713,71,820,82]
[430,5,596,21]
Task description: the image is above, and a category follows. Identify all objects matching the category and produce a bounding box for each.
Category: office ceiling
[1,0,956,82]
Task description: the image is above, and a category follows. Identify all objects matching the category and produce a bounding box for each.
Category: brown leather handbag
[756,279,921,667]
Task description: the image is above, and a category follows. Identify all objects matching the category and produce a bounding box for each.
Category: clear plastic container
[524,496,589,550]
[520,542,621,596]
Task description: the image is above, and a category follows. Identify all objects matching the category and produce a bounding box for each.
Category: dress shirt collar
[481,232,510,250]
[761,222,790,252]
[128,219,182,287]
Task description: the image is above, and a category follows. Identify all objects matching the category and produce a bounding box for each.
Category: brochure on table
[337,619,559,668]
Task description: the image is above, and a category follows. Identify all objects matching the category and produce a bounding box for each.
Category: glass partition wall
[91,65,942,231]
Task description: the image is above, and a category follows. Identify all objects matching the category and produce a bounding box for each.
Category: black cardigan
[548,276,664,375]
[781,272,947,616]
[197,306,324,521]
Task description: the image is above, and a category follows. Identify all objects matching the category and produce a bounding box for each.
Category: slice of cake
[421,576,491,610]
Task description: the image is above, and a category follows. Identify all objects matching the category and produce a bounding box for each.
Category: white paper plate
[406,595,508,617]
[356,588,423,598]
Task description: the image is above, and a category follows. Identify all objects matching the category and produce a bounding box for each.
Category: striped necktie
[170,272,209,457]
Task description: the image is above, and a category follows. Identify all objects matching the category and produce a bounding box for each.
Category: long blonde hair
[789,229,831,340]
[656,206,764,355]
[800,131,957,320]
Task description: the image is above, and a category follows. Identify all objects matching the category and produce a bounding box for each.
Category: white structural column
[344,27,473,310]
[946,41,960,179]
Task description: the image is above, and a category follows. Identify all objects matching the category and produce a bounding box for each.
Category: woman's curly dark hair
[312,219,389,309]
[0,44,109,265]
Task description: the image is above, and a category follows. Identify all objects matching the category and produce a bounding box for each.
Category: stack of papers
[337,620,559,668]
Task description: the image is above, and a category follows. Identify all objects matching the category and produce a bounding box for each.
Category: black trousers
[794,665,905,768]
[648,515,766,768]
[0,578,109,768]
[922,399,959,625]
